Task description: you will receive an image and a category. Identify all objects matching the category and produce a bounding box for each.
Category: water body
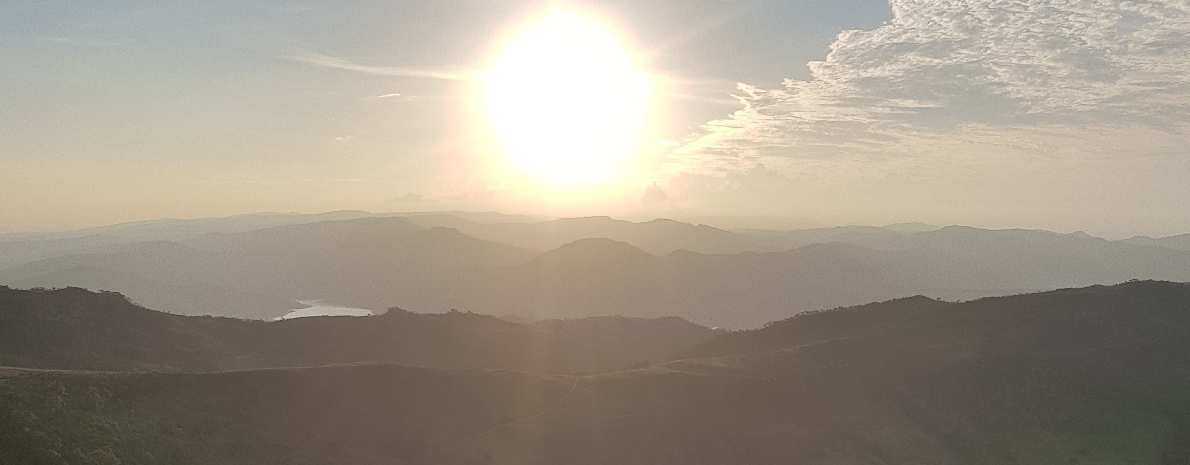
[274,300,373,320]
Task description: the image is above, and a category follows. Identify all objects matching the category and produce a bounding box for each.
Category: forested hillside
[3,282,1188,464]
[0,286,715,374]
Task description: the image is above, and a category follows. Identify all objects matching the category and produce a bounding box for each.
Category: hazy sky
[2,0,1188,238]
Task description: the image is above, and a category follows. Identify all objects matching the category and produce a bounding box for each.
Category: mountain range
[4,212,1190,328]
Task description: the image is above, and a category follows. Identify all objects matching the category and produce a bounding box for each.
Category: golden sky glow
[5,2,1190,238]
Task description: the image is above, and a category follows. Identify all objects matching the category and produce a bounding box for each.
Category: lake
[274,300,373,320]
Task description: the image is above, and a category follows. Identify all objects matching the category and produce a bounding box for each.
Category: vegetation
[0,365,572,465]
[0,375,290,465]
[0,286,716,374]
[7,214,1190,328]
[2,281,1189,463]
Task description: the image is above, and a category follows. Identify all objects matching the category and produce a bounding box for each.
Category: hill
[0,286,716,374]
[761,225,1190,288]
[1128,233,1190,251]
[404,215,772,255]
[0,217,534,318]
[2,281,1188,464]
[434,237,1190,328]
[5,214,1190,325]
[441,239,907,328]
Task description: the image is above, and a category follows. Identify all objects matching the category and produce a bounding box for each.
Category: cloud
[288,52,478,81]
[381,193,443,211]
[660,164,808,216]
[677,0,1190,167]
[641,182,669,205]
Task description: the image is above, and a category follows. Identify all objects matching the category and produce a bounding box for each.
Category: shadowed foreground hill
[2,281,1189,464]
[0,286,716,374]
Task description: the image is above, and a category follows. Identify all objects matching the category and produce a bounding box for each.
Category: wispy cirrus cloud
[287,52,478,81]
[40,36,126,47]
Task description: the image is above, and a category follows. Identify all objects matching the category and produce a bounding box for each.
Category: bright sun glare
[486,13,649,185]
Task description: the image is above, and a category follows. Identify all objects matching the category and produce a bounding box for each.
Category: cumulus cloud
[650,1,1190,236]
[679,0,1190,165]
[641,182,669,205]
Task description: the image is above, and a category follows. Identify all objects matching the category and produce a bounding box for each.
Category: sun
[485,13,650,185]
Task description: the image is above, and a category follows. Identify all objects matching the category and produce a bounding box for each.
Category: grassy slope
[3,281,1189,464]
[0,364,573,465]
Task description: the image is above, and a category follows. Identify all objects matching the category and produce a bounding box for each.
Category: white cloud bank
[661,0,1190,236]
[678,0,1190,165]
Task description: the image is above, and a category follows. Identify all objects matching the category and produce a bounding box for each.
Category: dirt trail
[0,368,46,385]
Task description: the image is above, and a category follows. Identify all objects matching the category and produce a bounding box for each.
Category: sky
[2,0,1188,238]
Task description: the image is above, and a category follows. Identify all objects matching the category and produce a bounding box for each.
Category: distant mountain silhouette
[0,233,142,270]
[774,225,1190,286]
[405,218,1190,318]
[0,217,533,317]
[405,214,771,254]
[433,235,1190,328]
[0,285,716,373]
[880,221,942,233]
[440,239,906,328]
[1127,233,1190,251]
[3,281,1187,464]
[0,210,534,269]
[4,213,1190,325]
